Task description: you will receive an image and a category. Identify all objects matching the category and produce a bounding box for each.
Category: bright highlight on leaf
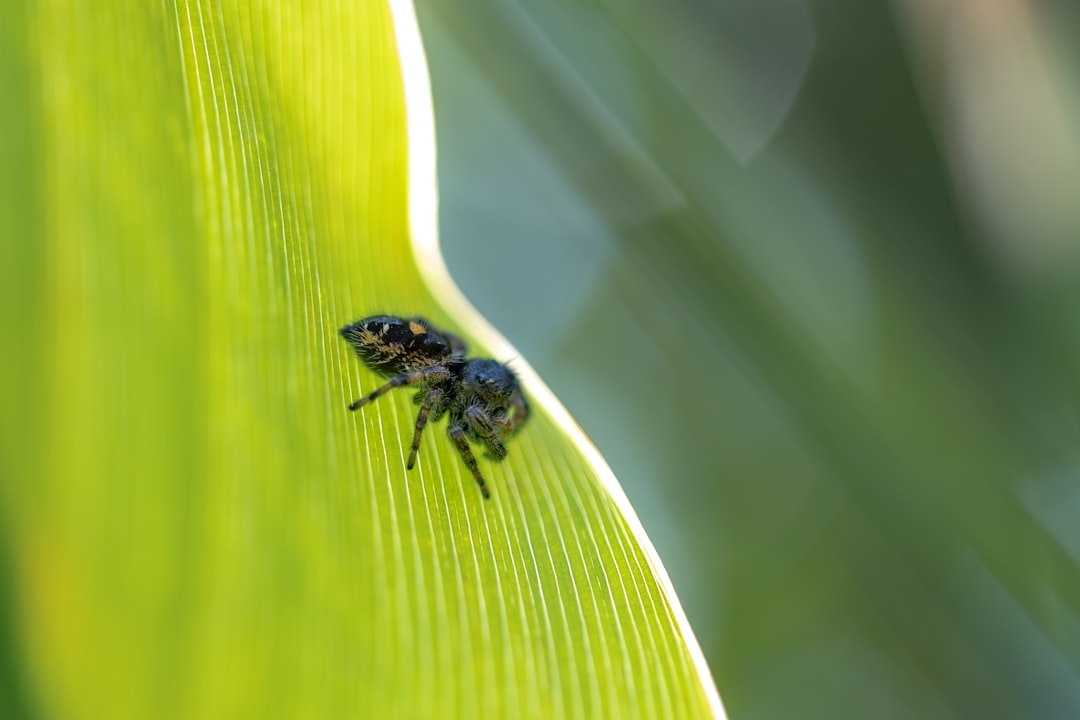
[0,0,725,718]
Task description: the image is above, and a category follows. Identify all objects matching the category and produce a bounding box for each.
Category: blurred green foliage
[419,0,1080,718]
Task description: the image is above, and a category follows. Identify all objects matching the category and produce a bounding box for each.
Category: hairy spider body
[340,315,529,499]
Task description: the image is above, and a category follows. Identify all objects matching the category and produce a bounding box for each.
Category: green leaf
[0,1,723,718]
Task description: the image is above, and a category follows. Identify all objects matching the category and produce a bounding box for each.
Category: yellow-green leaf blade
[0,0,725,718]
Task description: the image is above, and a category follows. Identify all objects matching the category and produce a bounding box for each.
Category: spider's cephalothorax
[340,314,529,499]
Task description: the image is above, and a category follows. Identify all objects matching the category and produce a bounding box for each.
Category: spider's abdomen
[340,315,461,376]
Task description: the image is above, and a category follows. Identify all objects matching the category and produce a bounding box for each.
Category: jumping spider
[340,314,529,499]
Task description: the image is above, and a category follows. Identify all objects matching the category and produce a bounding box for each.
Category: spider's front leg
[465,405,508,460]
[347,365,450,411]
[508,390,529,431]
[447,421,491,499]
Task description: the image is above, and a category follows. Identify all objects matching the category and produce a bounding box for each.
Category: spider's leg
[464,405,496,437]
[407,386,444,470]
[448,422,491,499]
[465,405,507,459]
[484,437,507,460]
[490,412,515,438]
[508,390,529,430]
[347,366,449,411]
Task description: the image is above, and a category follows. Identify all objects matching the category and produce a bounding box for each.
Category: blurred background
[415,0,1080,718]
